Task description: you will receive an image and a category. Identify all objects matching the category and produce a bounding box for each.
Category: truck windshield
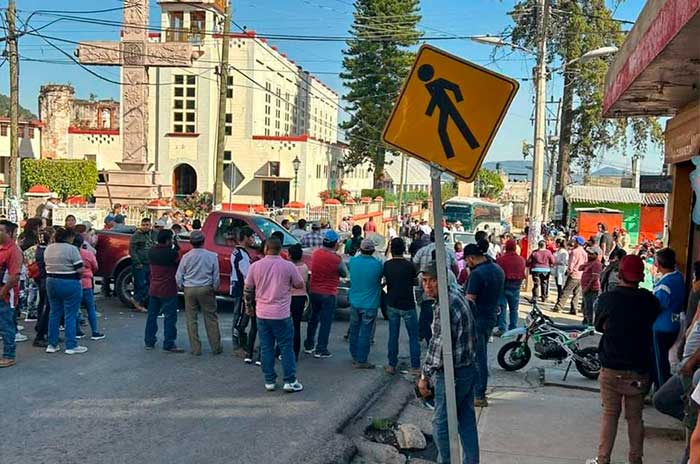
[251,217,299,247]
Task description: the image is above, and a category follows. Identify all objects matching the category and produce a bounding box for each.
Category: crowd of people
[5,204,700,463]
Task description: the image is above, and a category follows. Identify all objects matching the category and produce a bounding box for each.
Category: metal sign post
[430,164,461,464]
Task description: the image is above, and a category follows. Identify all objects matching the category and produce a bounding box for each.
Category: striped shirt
[44,242,83,279]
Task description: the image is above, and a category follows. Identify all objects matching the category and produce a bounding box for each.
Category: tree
[475,169,504,199]
[0,93,35,120]
[441,182,457,201]
[508,0,662,187]
[340,0,421,188]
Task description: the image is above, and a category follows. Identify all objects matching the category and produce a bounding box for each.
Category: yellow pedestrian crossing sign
[382,44,519,182]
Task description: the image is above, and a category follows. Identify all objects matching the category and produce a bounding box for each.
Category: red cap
[505,239,517,252]
[618,255,645,283]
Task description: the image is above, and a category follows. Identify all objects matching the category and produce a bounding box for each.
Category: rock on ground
[397,401,434,437]
[353,437,406,464]
[395,423,427,450]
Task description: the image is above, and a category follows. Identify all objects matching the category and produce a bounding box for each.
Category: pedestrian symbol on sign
[418,64,480,159]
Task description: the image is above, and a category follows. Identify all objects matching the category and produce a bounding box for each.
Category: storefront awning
[603,0,700,118]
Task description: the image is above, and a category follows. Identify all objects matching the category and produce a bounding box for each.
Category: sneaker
[255,360,262,366]
[244,357,253,364]
[15,333,28,342]
[384,365,397,375]
[314,351,333,359]
[24,314,37,323]
[283,381,304,393]
[46,344,61,353]
[16,324,24,331]
[474,397,489,408]
[65,346,88,355]
[163,346,185,353]
[353,362,375,369]
[303,347,314,354]
[76,331,85,340]
[33,338,48,348]
[422,398,435,410]
[90,333,105,340]
[0,357,16,368]
[265,383,276,392]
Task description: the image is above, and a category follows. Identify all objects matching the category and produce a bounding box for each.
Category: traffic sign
[382,44,519,182]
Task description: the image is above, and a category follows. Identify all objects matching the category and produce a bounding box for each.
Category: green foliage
[441,182,457,201]
[21,159,97,199]
[175,192,213,217]
[360,188,386,199]
[476,169,504,198]
[370,418,395,431]
[509,0,663,179]
[341,0,422,187]
[0,94,36,120]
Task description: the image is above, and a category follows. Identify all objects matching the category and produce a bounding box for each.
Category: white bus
[443,196,503,234]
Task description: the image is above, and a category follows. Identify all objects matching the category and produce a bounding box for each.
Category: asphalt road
[2,295,397,464]
[2,293,600,464]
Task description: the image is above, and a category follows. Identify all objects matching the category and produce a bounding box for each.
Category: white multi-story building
[39,0,372,207]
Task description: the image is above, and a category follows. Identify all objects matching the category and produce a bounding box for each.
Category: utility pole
[528,0,549,243]
[7,0,20,197]
[396,153,406,218]
[213,0,232,206]
[542,97,561,222]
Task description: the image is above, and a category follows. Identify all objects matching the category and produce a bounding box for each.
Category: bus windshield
[444,204,473,229]
[444,202,501,232]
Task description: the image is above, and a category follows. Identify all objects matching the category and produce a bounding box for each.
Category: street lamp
[292,155,301,202]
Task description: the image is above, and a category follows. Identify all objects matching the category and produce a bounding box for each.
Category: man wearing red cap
[495,239,526,335]
[591,255,660,464]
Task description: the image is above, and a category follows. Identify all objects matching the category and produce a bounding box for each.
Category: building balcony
[165,27,206,44]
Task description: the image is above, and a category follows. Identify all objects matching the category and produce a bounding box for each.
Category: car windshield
[251,216,299,247]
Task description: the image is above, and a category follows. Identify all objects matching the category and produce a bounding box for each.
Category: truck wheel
[115,267,135,308]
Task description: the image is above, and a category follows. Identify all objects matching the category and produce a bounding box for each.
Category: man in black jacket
[592,255,660,464]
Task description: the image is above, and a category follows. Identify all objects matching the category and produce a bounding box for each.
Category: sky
[0,0,662,174]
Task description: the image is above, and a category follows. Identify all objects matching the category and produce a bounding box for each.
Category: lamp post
[292,155,301,202]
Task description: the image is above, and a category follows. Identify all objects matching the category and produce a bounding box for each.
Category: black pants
[531,272,550,301]
[290,295,306,359]
[245,317,258,360]
[653,330,679,389]
[35,279,50,339]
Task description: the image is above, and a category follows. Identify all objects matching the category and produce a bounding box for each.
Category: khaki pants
[597,368,650,464]
[183,286,222,355]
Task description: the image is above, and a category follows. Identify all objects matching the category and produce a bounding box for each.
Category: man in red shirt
[0,220,23,368]
[495,239,526,334]
[304,230,348,358]
[519,226,530,259]
[363,217,377,234]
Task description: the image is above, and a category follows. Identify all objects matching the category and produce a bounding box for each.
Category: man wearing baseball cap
[301,221,324,249]
[592,255,660,464]
[552,235,588,315]
[346,238,383,368]
[305,229,348,358]
[580,245,603,325]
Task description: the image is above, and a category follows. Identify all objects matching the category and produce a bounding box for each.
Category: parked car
[95,211,350,309]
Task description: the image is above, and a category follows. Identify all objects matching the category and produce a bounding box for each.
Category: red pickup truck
[96,211,312,308]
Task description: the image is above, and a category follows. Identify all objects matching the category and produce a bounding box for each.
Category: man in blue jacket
[653,247,685,388]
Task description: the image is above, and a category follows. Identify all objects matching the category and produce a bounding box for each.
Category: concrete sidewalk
[478,387,685,464]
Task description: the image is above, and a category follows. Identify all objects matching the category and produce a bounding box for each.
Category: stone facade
[72,99,119,131]
[38,84,73,160]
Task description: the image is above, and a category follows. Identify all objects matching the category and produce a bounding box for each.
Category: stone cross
[76,0,198,169]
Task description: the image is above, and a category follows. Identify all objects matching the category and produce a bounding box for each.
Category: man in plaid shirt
[301,222,325,249]
[417,262,479,464]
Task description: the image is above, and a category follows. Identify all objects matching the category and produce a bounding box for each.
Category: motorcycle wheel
[574,347,601,380]
[497,341,531,371]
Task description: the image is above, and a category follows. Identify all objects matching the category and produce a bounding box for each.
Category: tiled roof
[564,185,644,204]
[642,193,669,205]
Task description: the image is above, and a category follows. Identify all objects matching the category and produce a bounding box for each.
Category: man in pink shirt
[244,237,305,393]
[552,236,588,315]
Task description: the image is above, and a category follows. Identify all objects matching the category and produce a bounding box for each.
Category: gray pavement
[2,296,401,464]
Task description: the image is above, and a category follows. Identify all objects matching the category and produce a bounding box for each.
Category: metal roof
[642,193,669,205]
[564,185,644,204]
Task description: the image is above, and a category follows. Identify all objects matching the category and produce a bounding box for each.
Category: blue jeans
[132,265,150,306]
[475,326,492,399]
[145,296,178,349]
[305,293,336,353]
[348,306,377,364]
[419,299,434,344]
[433,365,480,464]
[387,306,420,368]
[258,317,296,384]
[81,288,99,335]
[498,284,521,332]
[47,278,82,350]
[0,301,16,359]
